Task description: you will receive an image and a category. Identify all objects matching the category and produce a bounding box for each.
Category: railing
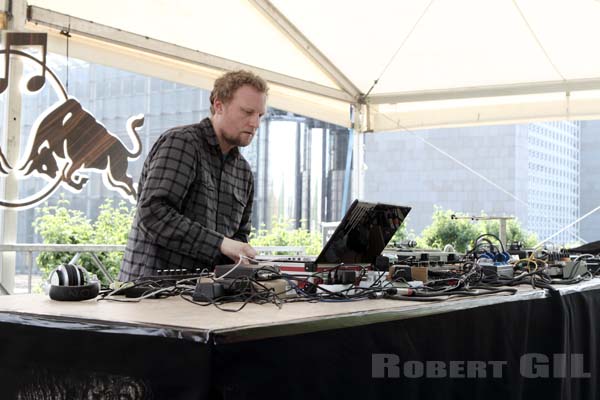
[0,244,307,294]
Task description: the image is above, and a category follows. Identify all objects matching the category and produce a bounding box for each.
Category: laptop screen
[316,200,411,264]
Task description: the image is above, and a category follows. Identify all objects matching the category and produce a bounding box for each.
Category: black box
[192,281,224,301]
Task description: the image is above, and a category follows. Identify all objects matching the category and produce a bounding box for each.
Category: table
[0,280,599,399]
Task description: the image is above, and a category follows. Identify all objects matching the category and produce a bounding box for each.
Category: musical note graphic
[0,32,47,94]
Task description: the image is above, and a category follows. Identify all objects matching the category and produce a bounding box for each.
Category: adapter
[192,281,225,301]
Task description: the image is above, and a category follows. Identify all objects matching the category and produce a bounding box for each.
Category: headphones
[45,263,100,301]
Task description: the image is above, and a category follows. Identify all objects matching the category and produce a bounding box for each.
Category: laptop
[258,200,411,265]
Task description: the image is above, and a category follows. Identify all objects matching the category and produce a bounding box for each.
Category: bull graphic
[19,98,144,200]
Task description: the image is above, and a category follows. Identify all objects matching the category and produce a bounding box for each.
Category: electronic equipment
[389,265,429,282]
[585,258,600,274]
[193,281,225,301]
[507,241,529,259]
[568,240,600,255]
[374,255,390,271]
[214,263,279,280]
[480,262,514,279]
[257,199,411,270]
[385,249,463,266]
[316,200,411,264]
[44,263,100,301]
[547,260,589,279]
[253,279,295,298]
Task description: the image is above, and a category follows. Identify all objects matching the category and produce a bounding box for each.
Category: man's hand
[219,237,257,263]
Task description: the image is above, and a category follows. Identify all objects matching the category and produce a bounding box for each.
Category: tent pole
[350,104,364,204]
[341,105,354,215]
[0,0,27,295]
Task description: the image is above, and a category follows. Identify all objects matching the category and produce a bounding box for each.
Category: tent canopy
[19,0,600,131]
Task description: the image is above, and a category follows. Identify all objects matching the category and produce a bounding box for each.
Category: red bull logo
[0,147,10,176]
[0,32,144,209]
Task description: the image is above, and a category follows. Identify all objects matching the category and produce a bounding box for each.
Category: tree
[33,197,94,278]
[417,207,480,252]
[477,218,538,249]
[250,219,322,255]
[416,206,537,252]
[33,197,134,284]
[90,199,136,279]
[390,217,416,246]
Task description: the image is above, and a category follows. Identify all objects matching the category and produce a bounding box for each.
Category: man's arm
[223,175,256,261]
[232,177,254,243]
[136,132,223,262]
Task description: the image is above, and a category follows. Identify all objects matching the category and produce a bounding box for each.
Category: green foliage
[33,197,134,284]
[32,198,93,278]
[416,206,537,252]
[417,207,480,252]
[250,219,323,256]
[90,199,136,279]
[389,217,417,246]
[477,218,538,248]
[391,220,408,244]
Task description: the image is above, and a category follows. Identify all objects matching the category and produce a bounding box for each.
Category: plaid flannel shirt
[119,118,254,281]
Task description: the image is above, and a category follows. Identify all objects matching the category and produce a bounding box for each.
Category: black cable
[113,254,592,310]
[386,295,446,302]
[474,233,506,253]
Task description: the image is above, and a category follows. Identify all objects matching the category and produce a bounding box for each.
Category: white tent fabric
[22,0,600,131]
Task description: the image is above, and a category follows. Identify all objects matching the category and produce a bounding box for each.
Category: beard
[223,130,254,148]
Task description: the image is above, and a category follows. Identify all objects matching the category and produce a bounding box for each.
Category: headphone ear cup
[64,264,77,286]
[48,264,99,301]
[49,282,99,301]
[55,265,67,286]
[76,265,85,286]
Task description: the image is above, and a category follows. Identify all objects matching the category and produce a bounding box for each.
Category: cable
[102,252,593,310]
[378,112,585,244]
[511,0,565,82]
[214,255,244,280]
[474,233,505,253]
[363,0,436,98]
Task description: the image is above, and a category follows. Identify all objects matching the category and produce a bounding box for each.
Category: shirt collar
[200,117,240,159]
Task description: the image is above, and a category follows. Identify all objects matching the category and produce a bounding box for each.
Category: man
[119,70,268,281]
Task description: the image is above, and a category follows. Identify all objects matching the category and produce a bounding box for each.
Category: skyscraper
[580,120,600,243]
[363,121,582,245]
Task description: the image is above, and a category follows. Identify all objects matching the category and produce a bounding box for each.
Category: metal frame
[26,5,354,104]
[0,0,27,295]
[368,78,600,104]
[248,0,362,101]
[23,2,600,119]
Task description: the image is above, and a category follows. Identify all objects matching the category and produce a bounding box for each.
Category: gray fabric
[119,118,254,281]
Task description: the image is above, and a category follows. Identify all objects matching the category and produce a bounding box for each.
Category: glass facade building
[3,51,600,282]
[5,53,352,273]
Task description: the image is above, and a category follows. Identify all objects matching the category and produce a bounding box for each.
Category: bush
[477,218,537,249]
[417,207,480,252]
[33,197,134,284]
[250,219,322,255]
[416,206,537,252]
[91,199,136,279]
[33,203,323,282]
[390,216,417,246]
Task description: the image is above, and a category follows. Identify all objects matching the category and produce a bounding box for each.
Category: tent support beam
[248,0,362,101]
[369,78,600,104]
[0,0,27,295]
[351,104,364,202]
[26,5,354,103]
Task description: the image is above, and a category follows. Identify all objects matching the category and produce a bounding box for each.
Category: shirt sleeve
[232,175,254,243]
[136,132,223,261]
